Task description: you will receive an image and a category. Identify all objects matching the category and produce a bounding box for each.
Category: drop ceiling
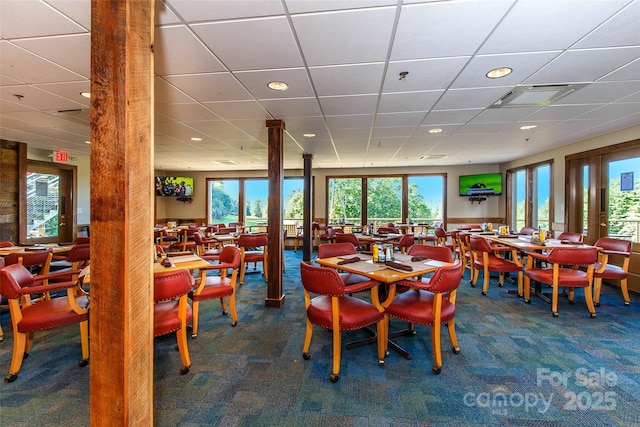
[1,0,639,171]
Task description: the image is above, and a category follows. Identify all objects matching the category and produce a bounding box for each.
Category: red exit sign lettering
[53,151,70,163]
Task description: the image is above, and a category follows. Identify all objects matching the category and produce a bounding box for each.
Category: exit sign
[53,151,70,163]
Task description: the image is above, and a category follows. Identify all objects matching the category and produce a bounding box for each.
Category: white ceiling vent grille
[490,84,586,108]
[212,160,239,166]
[48,108,90,124]
[420,154,448,160]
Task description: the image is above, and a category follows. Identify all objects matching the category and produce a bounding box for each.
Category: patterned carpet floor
[1,249,639,426]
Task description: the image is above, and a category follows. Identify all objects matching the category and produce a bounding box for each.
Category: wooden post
[265,120,284,307]
[302,153,313,262]
[90,0,155,424]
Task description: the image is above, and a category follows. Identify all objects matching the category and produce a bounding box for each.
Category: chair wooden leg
[228,294,238,327]
[621,278,630,306]
[302,319,313,355]
[331,324,341,382]
[523,275,531,303]
[584,284,597,318]
[219,297,228,316]
[239,262,246,285]
[593,277,603,306]
[7,330,27,381]
[176,326,191,374]
[375,320,385,366]
[191,301,200,337]
[482,268,489,295]
[551,282,559,317]
[447,320,460,354]
[431,318,442,374]
[79,320,89,363]
[517,272,523,297]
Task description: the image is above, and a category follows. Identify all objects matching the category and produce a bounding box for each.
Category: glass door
[22,162,74,243]
[602,154,640,243]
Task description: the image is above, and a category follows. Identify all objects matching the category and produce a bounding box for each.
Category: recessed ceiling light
[486,67,513,79]
[428,128,443,134]
[303,133,316,138]
[267,81,288,91]
[190,137,202,141]
[80,92,91,98]
[520,125,538,130]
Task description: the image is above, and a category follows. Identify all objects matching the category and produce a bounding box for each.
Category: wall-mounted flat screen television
[155,176,194,197]
[459,173,502,197]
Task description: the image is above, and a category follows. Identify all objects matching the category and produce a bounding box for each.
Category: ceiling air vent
[490,84,586,108]
[419,155,448,160]
[212,160,239,166]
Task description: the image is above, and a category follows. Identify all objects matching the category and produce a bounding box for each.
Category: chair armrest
[16,280,80,296]
[601,249,630,257]
[35,269,82,281]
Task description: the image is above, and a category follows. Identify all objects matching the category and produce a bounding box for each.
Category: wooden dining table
[0,243,76,257]
[478,233,603,302]
[316,253,451,359]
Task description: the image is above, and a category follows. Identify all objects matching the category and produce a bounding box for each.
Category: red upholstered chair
[557,231,584,243]
[189,246,241,337]
[434,226,455,253]
[293,226,305,252]
[154,229,179,252]
[4,249,55,301]
[524,247,598,317]
[518,226,535,236]
[154,269,194,375]
[1,263,89,382]
[459,224,482,230]
[393,233,415,254]
[237,233,268,285]
[397,245,453,289]
[300,261,385,383]
[384,261,463,374]
[49,243,90,273]
[457,232,475,280]
[317,242,381,293]
[194,231,221,263]
[418,221,441,246]
[469,235,523,296]
[170,228,198,252]
[335,232,369,253]
[591,237,632,306]
[377,226,400,234]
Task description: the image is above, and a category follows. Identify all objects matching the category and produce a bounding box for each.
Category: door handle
[60,222,66,226]
[599,223,607,226]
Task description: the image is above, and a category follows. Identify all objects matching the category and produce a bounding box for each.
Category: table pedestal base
[346,325,414,360]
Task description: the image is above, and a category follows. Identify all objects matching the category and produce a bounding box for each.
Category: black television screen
[459,173,502,197]
[155,176,194,197]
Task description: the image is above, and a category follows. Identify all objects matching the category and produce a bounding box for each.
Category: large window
[208,177,304,228]
[208,180,239,225]
[244,179,268,226]
[327,178,362,224]
[507,161,552,233]
[408,176,444,223]
[327,174,445,227]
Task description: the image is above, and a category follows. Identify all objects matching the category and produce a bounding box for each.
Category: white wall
[56,124,639,229]
[500,124,640,230]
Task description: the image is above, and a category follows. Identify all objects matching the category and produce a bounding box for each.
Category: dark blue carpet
[1,249,639,426]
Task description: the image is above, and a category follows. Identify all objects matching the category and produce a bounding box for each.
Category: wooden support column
[265,120,285,307]
[90,0,155,424]
[302,153,313,262]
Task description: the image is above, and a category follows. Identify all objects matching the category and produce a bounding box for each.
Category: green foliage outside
[608,177,640,237]
[210,182,237,220]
